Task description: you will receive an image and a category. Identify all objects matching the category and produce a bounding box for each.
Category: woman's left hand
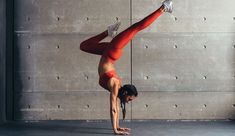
[117,127,131,132]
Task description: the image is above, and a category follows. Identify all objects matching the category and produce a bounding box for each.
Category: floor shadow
[1,122,114,135]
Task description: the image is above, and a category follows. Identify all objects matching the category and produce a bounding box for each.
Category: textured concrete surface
[131,0,235,119]
[14,0,131,120]
[12,0,235,120]
[0,120,235,136]
[132,33,235,92]
[14,91,132,120]
[14,91,235,120]
[133,92,235,119]
[132,0,235,33]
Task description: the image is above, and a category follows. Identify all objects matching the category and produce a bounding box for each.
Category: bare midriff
[98,56,116,76]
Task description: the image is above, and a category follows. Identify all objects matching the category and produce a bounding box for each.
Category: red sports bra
[99,70,121,90]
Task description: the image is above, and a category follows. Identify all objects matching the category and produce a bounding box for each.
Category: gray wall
[132,0,235,119]
[13,0,235,120]
[0,0,6,123]
[14,0,131,120]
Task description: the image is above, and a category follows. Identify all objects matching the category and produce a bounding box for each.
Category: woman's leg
[80,30,109,55]
[101,6,165,62]
[109,6,164,49]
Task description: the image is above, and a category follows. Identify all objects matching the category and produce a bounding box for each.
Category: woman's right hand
[117,127,131,132]
[114,130,130,135]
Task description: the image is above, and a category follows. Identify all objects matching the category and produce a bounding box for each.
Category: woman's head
[119,84,138,102]
[118,84,138,120]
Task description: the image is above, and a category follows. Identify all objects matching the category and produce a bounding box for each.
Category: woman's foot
[162,0,173,13]
[108,21,121,38]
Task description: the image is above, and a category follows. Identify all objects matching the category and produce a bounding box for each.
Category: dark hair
[118,84,138,120]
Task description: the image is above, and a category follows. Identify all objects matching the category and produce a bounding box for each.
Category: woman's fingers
[115,130,130,135]
[124,127,131,131]
[117,127,131,131]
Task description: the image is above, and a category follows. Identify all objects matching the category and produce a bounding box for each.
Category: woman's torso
[98,57,122,90]
[98,57,115,76]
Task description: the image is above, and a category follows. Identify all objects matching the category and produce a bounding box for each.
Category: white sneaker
[162,0,173,13]
[108,21,121,38]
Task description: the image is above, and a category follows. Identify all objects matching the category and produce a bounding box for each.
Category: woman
[80,0,173,135]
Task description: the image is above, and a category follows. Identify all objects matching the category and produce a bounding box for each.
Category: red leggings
[80,6,163,63]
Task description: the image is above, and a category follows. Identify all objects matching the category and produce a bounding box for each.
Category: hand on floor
[114,130,130,135]
[117,127,131,132]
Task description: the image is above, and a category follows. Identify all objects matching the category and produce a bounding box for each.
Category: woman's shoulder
[107,77,121,91]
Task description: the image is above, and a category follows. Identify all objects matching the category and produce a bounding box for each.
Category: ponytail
[120,99,126,120]
[118,84,138,120]
[118,87,126,120]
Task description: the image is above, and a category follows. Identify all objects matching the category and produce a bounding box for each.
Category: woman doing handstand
[80,0,173,135]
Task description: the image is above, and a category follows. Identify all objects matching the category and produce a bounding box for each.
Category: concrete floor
[0,120,235,136]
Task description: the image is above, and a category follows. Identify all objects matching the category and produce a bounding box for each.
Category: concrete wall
[14,0,131,120]
[132,0,235,119]
[13,0,235,120]
[0,0,6,123]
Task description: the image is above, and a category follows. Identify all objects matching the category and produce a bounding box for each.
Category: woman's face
[124,95,136,103]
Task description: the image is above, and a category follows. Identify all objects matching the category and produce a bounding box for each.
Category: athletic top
[99,70,121,90]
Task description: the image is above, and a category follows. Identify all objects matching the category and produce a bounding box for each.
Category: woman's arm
[110,82,118,133]
[116,99,131,132]
[116,100,120,128]
[109,79,129,135]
